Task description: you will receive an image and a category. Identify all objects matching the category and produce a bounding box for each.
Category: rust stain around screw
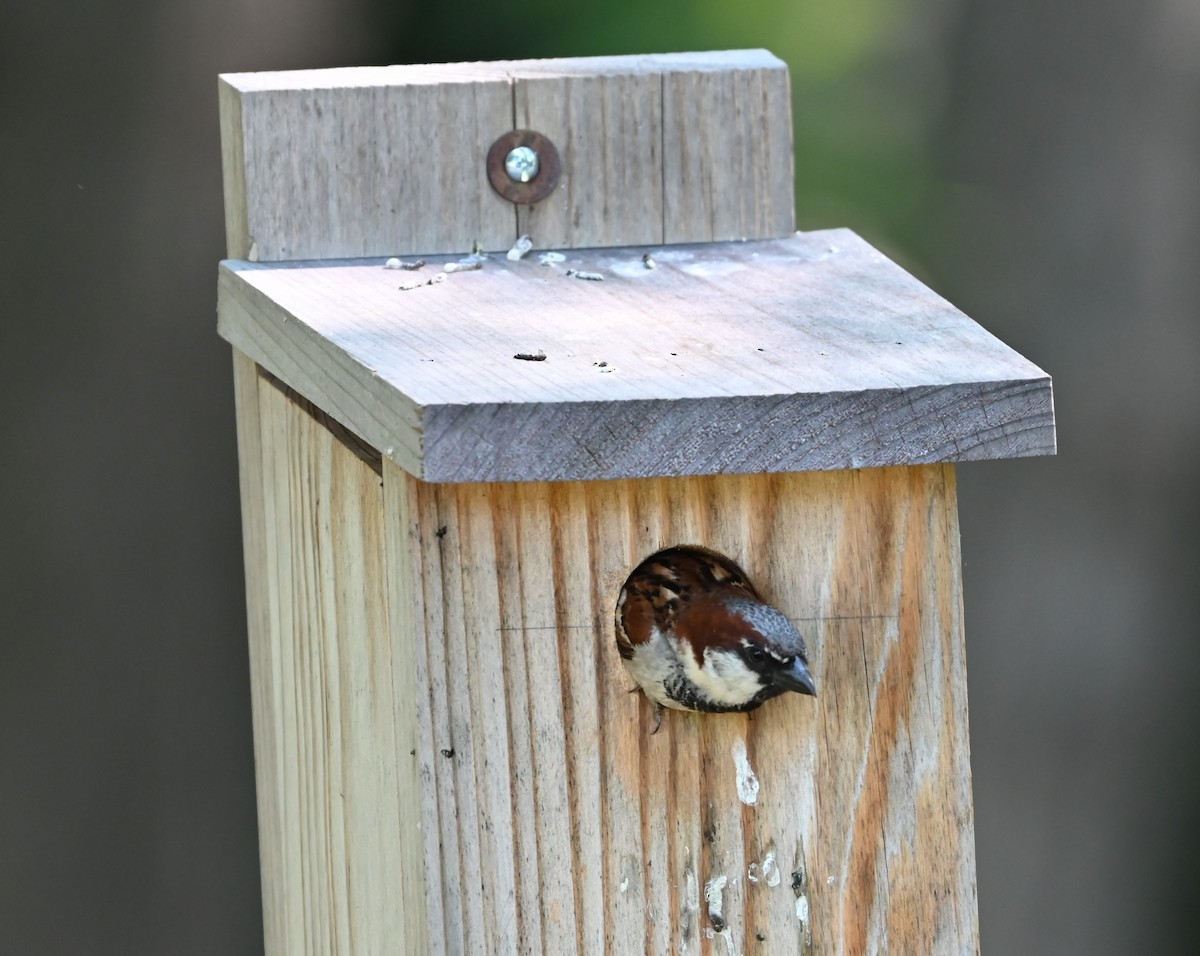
[486,129,561,205]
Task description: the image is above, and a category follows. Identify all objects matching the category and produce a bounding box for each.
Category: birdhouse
[217,51,1054,955]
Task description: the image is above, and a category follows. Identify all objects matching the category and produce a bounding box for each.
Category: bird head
[616,545,818,715]
[670,590,816,711]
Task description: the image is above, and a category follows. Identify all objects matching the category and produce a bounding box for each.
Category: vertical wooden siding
[235,352,978,954]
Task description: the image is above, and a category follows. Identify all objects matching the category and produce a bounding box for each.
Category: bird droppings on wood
[513,351,547,362]
[792,864,813,944]
[756,931,766,942]
[681,862,699,942]
[537,251,565,266]
[435,525,447,539]
[680,257,746,278]
[732,737,761,805]
[566,268,604,281]
[444,259,483,273]
[704,874,728,933]
[440,747,455,758]
[398,272,446,291]
[384,257,425,270]
[609,255,663,279]
[507,234,533,261]
[761,852,781,887]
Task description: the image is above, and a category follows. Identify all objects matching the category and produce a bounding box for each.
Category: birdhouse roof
[218,228,1054,482]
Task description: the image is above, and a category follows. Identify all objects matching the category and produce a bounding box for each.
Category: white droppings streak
[704,874,728,926]
[797,895,810,922]
[747,862,760,884]
[619,876,629,893]
[609,259,658,278]
[761,852,781,887]
[703,924,736,955]
[506,234,533,261]
[732,738,760,806]
[684,868,699,916]
[681,259,745,277]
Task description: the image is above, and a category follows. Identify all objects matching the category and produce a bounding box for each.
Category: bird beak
[775,658,817,696]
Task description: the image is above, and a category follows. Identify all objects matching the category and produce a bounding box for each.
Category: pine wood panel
[392,458,978,954]
[235,353,977,952]
[218,230,1055,483]
[233,355,428,955]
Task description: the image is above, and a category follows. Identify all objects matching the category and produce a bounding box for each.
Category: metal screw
[487,130,560,204]
[504,146,540,183]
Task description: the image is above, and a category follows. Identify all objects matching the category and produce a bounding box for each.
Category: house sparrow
[616,546,816,724]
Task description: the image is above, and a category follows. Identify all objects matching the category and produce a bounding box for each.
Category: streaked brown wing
[615,545,759,657]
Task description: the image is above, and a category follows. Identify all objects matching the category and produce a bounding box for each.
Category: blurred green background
[3,0,1199,952]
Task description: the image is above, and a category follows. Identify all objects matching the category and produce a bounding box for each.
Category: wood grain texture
[234,353,978,952]
[217,229,1055,482]
[218,50,794,260]
[513,68,662,249]
[219,80,249,263]
[395,456,977,954]
[662,59,794,242]
[219,65,516,261]
[233,355,428,955]
[219,265,425,479]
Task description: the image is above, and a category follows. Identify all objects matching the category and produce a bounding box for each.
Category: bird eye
[744,646,768,666]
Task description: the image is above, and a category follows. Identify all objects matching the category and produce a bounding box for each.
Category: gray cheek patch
[721,596,807,658]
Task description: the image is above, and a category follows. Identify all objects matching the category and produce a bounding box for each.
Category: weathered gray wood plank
[219,67,516,261]
[513,68,663,249]
[218,50,794,261]
[218,229,1054,482]
[663,58,794,242]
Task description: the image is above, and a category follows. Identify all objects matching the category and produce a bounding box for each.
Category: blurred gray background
[3,0,1197,952]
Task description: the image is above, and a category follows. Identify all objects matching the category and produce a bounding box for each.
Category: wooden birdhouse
[217,51,1054,955]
